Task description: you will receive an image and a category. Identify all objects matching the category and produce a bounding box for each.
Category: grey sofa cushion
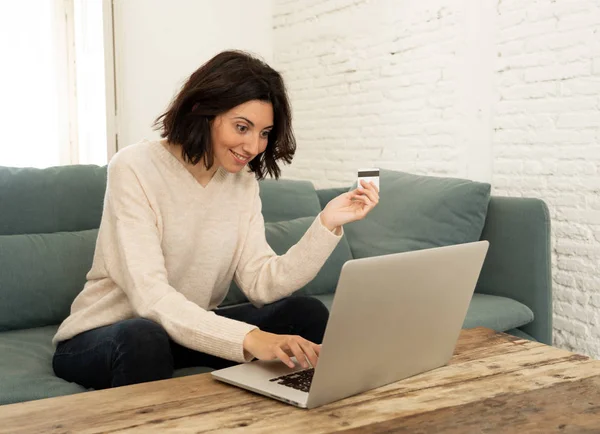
[259,178,322,223]
[344,170,491,259]
[0,165,106,236]
[0,229,97,331]
[0,326,87,405]
[0,325,215,405]
[312,293,534,332]
[462,293,534,331]
[222,216,353,306]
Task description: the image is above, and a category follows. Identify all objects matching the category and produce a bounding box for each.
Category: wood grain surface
[1,328,599,434]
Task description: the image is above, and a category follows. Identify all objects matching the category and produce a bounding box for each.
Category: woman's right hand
[243,329,320,369]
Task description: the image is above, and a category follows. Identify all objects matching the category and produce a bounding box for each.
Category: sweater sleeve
[102,156,256,362]
[234,181,343,306]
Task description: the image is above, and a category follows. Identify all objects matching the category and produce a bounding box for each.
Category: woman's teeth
[231,151,248,161]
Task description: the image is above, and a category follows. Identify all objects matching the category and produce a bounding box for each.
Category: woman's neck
[163,141,220,187]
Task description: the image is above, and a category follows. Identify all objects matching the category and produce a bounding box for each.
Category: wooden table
[1,327,600,433]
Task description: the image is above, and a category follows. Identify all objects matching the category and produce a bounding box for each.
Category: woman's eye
[236,124,248,133]
[261,130,271,138]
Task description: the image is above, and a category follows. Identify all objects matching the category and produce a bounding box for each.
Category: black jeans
[53,296,329,390]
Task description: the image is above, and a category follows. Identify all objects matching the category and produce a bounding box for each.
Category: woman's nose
[243,134,261,156]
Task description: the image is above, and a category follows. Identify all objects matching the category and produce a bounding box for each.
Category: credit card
[357,168,380,190]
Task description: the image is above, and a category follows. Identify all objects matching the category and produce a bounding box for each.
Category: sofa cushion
[0,229,97,331]
[258,178,322,223]
[0,165,106,236]
[316,187,349,210]
[311,293,534,332]
[0,325,87,405]
[0,325,214,405]
[344,169,491,258]
[222,216,353,306]
[462,293,534,331]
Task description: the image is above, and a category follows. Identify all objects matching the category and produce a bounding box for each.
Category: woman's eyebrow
[233,116,273,130]
[233,116,255,127]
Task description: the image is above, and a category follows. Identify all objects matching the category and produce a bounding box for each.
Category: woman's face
[210,100,274,173]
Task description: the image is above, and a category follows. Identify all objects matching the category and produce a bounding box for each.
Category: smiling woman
[51,50,379,391]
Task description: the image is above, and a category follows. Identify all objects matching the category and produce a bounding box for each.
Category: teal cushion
[0,325,87,405]
[462,293,534,331]
[222,216,353,306]
[316,187,349,210]
[311,293,533,332]
[0,325,212,405]
[0,229,97,331]
[0,165,106,235]
[344,170,491,258]
[258,179,322,223]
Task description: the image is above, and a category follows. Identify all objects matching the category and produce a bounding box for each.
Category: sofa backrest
[3,164,549,341]
[258,179,322,223]
[0,167,353,326]
[0,165,107,331]
[0,165,107,236]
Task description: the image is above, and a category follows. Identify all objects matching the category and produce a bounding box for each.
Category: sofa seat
[312,293,535,334]
[0,326,86,405]
[0,325,213,405]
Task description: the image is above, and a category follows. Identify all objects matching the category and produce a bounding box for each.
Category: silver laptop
[212,241,489,409]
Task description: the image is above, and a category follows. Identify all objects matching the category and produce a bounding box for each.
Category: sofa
[0,164,552,405]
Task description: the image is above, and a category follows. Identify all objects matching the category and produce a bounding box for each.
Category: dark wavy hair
[154,50,295,180]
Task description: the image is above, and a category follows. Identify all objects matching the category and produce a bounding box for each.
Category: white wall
[112,0,273,148]
[492,0,600,357]
[274,0,600,358]
[273,0,494,186]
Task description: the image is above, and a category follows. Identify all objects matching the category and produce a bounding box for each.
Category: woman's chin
[221,163,247,173]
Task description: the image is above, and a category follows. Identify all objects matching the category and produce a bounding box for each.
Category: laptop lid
[306,241,489,408]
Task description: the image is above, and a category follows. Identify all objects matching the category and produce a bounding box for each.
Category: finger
[356,184,378,201]
[288,339,310,369]
[358,184,378,204]
[358,180,379,202]
[360,179,379,194]
[299,339,319,368]
[352,194,372,207]
[313,343,322,356]
[275,346,295,368]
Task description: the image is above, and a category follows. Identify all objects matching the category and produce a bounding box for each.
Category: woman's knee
[111,318,174,384]
[114,318,172,360]
[53,318,174,389]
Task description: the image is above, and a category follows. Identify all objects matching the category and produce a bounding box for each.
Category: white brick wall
[274,0,469,186]
[493,0,600,358]
[274,0,600,358]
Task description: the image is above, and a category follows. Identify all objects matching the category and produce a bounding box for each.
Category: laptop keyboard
[269,368,314,392]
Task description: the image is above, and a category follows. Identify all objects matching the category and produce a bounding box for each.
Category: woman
[52,50,379,390]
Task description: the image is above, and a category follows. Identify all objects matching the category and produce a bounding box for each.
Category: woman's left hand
[320,180,379,232]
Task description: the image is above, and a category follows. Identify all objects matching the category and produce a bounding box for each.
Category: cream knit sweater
[53,139,342,362]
